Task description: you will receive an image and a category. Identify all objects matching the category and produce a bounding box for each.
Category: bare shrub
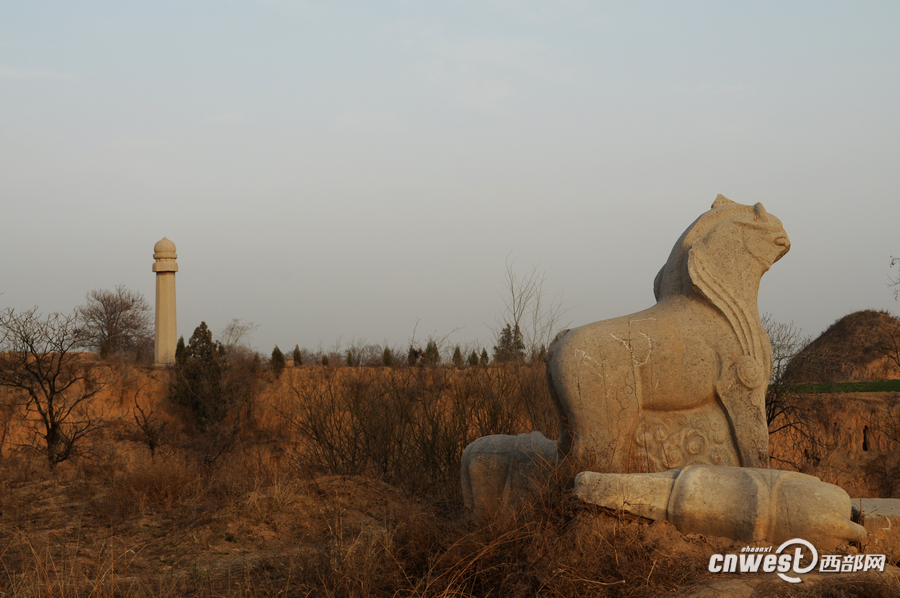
[346,340,386,367]
[890,255,900,301]
[0,307,110,468]
[132,395,169,459]
[373,463,704,598]
[278,364,557,502]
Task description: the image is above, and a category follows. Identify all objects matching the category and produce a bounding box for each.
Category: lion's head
[654,195,790,300]
[653,195,790,372]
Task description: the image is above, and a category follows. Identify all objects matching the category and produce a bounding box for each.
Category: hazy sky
[2,1,899,355]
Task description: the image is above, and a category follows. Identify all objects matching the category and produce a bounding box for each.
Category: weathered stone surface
[153,237,178,367]
[460,431,557,513]
[853,498,900,560]
[576,465,867,549]
[547,196,790,472]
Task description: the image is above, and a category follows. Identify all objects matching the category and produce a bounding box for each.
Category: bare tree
[762,314,811,430]
[0,308,108,467]
[217,318,259,363]
[345,338,387,367]
[77,285,152,358]
[760,314,828,469]
[494,256,569,363]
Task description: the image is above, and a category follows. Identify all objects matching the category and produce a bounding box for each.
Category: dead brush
[372,454,703,598]
[277,363,557,504]
[392,499,697,596]
[0,362,732,596]
[317,510,404,597]
[89,453,206,520]
[0,454,50,525]
[0,529,145,598]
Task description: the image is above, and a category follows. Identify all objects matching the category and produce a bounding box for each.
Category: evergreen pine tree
[169,322,228,429]
[493,323,526,363]
[292,344,302,366]
[407,345,420,366]
[424,340,440,365]
[480,348,490,366]
[382,347,393,367]
[271,345,286,376]
[468,350,479,366]
[452,345,463,367]
[346,349,355,367]
[175,336,186,364]
[321,354,329,367]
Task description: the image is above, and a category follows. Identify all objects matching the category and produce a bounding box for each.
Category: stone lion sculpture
[546,195,790,472]
[462,198,867,550]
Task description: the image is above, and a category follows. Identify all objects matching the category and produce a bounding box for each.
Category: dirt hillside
[784,310,900,383]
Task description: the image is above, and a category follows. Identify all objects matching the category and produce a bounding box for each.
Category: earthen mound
[784,310,900,383]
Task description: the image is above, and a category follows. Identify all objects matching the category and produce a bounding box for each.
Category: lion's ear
[753,202,769,221]
[712,194,735,208]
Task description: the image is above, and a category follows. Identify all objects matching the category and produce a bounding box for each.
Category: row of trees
[268,335,544,370]
[65,255,569,370]
[267,257,566,370]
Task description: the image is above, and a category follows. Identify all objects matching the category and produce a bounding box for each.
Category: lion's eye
[774,236,789,247]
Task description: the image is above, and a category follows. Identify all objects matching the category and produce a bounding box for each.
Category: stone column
[153,237,178,366]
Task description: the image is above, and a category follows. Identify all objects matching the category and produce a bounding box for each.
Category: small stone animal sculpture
[575,465,867,549]
[547,195,790,472]
[460,431,557,513]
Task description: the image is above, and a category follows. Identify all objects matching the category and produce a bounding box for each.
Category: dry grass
[0,452,719,597]
[0,363,705,597]
[0,362,898,597]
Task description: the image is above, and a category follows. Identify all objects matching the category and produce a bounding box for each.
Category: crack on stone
[634,331,653,367]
